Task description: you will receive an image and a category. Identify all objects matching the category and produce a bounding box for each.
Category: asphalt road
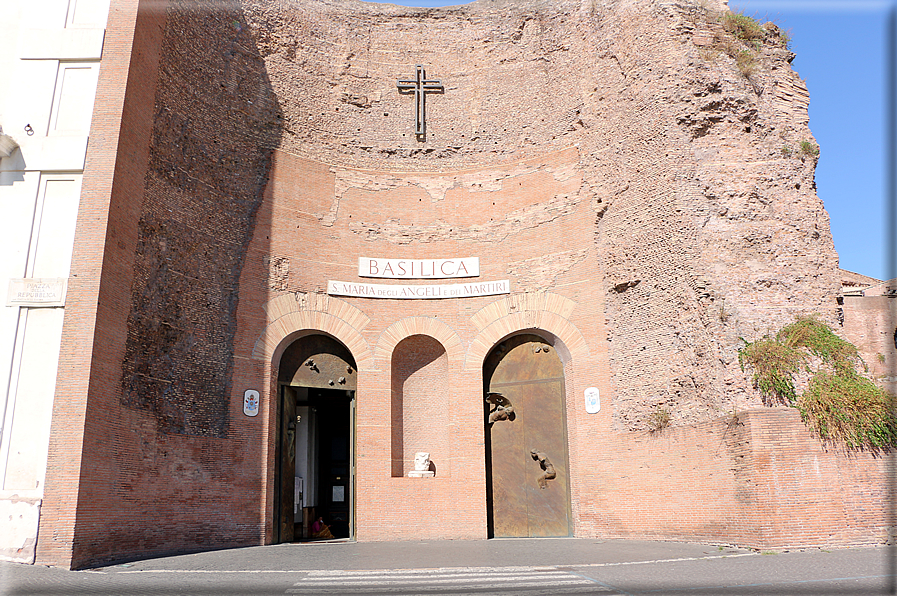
[0,538,893,595]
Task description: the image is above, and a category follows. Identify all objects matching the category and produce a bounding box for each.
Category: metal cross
[396,65,443,137]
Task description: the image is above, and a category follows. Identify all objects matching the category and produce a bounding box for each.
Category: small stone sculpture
[408,452,434,477]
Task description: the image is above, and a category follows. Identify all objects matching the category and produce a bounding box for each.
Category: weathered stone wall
[41,0,284,569]
[842,295,897,395]
[37,0,172,569]
[236,147,599,544]
[120,0,281,436]
[241,0,840,430]
[39,0,865,568]
[584,407,890,548]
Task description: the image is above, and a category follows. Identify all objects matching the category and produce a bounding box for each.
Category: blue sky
[728,0,895,281]
[370,0,895,281]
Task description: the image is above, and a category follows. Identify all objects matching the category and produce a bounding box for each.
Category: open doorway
[275,334,356,542]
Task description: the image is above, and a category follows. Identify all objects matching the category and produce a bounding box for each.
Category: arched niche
[390,335,448,478]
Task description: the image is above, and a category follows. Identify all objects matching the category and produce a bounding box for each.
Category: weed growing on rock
[698,47,721,63]
[777,29,791,49]
[799,372,897,449]
[738,336,803,405]
[780,145,792,157]
[710,12,765,82]
[761,21,791,49]
[778,316,861,373]
[739,316,896,449]
[718,299,731,323]
[735,50,757,78]
[648,406,671,432]
[722,12,765,43]
[799,140,819,157]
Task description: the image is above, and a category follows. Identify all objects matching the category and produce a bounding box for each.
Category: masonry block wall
[39,0,282,568]
[35,0,170,568]
[842,295,897,395]
[583,407,889,548]
[36,0,886,569]
[240,0,841,429]
[391,336,450,477]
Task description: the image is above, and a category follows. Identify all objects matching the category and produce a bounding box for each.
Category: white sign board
[328,280,509,300]
[359,257,479,279]
[294,477,303,514]
[7,278,67,307]
[585,387,600,414]
[243,390,260,417]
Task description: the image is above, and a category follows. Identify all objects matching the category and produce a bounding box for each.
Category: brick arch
[252,292,373,370]
[375,317,464,365]
[465,293,588,370]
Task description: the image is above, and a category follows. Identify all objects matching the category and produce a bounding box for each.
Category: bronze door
[486,334,571,538]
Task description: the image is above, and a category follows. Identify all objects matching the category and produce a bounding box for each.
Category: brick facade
[33,0,889,569]
[842,294,897,395]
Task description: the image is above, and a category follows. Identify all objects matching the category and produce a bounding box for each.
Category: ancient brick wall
[391,335,450,477]
[41,0,284,569]
[842,295,897,394]
[228,0,859,552]
[119,0,281,437]
[36,0,171,569]
[94,0,282,566]
[582,407,890,548]
[237,148,594,543]
[39,0,878,568]
[240,0,840,430]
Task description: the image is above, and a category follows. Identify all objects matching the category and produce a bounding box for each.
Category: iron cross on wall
[396,65,443,138]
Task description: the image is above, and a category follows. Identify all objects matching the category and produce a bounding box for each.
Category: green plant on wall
[704,10,790,83]
[714,12,764,82]
[739,316,897,450]
[799,140,819,157]
[738,336,803,405]
[800,371,896,449]
[777,316,862,372]
[735,50,757,78]
[648,405,671,432]
[776,29,791,50]
[722,12,765,43]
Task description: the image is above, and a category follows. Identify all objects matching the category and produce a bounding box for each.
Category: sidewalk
[101,537,753,572]
[0,538,890,596]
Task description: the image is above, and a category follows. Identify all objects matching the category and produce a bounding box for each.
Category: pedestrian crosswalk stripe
[296,576,592,586]
[298,572,578,583]
[303,566,575,576]
[285,566,608,593]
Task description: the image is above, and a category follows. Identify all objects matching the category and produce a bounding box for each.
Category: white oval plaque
[584,387,600,414]
[243,390,260,417]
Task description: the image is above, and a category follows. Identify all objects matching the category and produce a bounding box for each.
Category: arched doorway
[276,334,356,542]
[484,333,571,537]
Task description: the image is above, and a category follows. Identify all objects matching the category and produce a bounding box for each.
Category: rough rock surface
[123,0,840,432]
[244,0,838,429]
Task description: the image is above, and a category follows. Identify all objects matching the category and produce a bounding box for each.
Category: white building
[0,0,111,563]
